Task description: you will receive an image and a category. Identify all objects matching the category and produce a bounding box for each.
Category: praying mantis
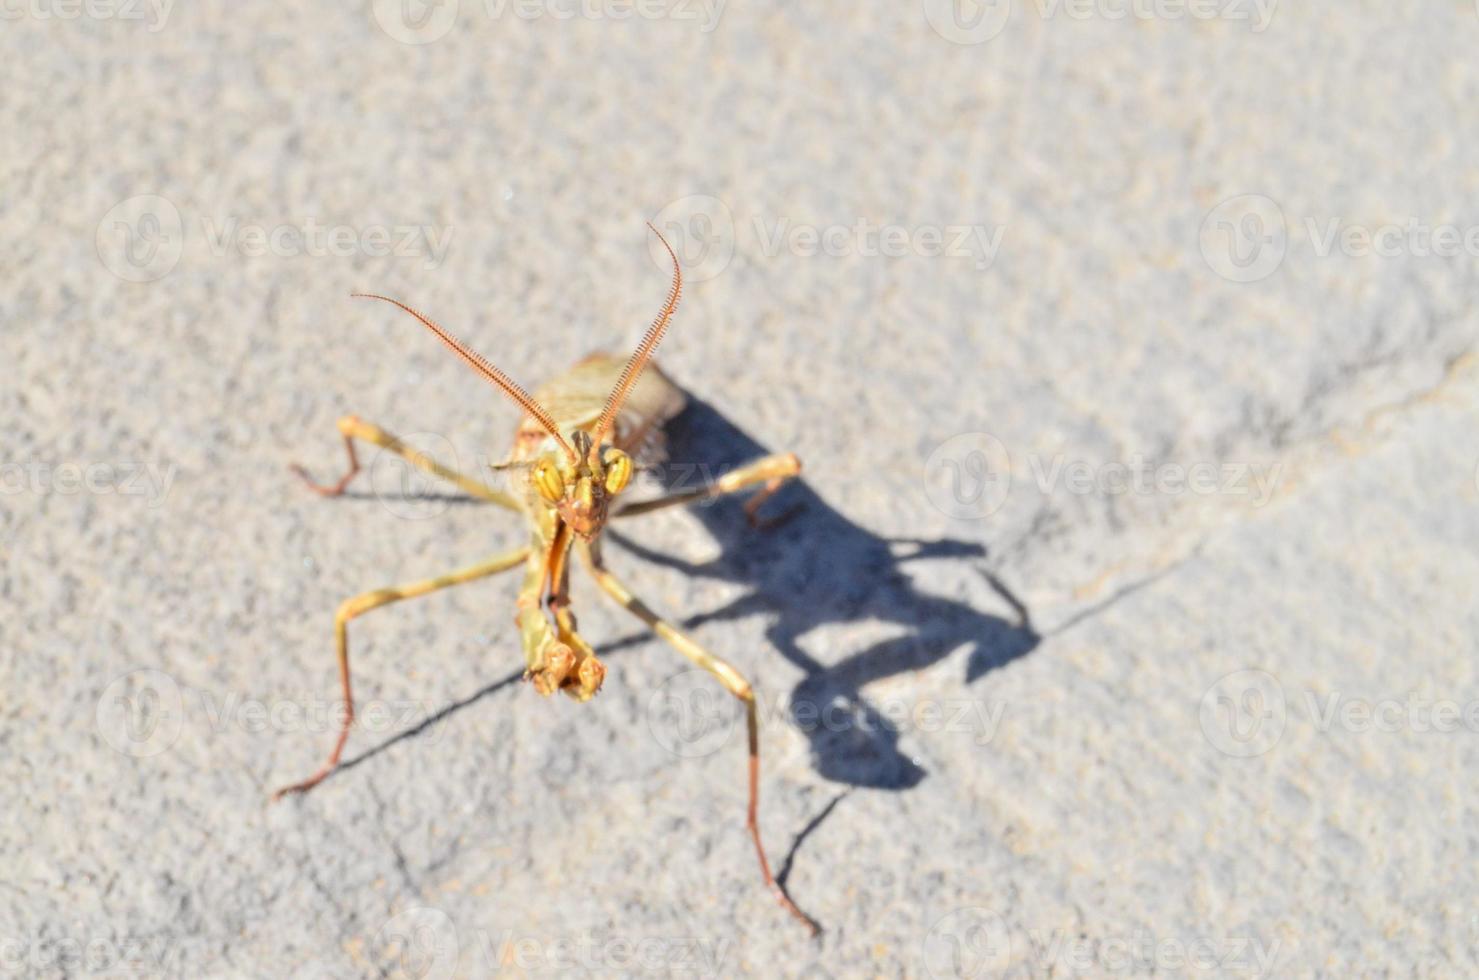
[271,224,814,933]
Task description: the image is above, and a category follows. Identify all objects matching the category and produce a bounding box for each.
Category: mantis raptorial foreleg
[614,452,801,526]
[272,545,530,800]
[291,414,522,511]
[576,538,817,934]
[515,523,604,700]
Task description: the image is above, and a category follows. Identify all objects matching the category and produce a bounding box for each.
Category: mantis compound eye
[602,448,632,494]
[533,456,565,503]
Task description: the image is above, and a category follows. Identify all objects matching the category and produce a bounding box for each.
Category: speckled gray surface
[5,2,1479,977]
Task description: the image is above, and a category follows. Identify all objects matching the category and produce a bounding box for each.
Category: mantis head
[531,430,634,537]
[350,221,680,541]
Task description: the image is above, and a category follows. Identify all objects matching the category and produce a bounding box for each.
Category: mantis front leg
[515,524,604,700]
[577,537,817,934]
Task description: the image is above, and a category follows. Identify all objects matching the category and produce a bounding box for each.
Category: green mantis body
[272,226,814,933]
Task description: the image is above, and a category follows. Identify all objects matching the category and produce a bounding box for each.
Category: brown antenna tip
[592,223,683,448]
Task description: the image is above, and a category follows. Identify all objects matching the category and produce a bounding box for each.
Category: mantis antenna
[351,292,578,461]
[592,222,682,454]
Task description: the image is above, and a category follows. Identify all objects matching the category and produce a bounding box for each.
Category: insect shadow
[599,394,1041,791]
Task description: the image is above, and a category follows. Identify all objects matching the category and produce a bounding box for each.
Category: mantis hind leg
[577,537,818,934]
[292,414,522,511]
[271,545,530,800]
